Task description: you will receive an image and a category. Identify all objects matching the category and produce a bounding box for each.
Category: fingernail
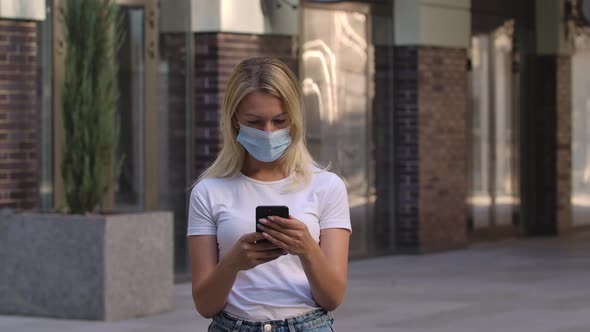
[258,218,267,224]
[268,216,275,221]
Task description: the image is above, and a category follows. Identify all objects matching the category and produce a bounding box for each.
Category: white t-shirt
[187,168,351,321]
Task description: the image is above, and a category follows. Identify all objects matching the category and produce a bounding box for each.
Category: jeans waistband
[212,309,333,332]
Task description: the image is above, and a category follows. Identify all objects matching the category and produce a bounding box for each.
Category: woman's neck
[241,155,287,181]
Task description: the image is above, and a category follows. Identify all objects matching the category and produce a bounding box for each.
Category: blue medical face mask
[236,123,292,162]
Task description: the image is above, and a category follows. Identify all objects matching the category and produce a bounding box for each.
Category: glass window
[38,1,53,211]
[158,0,193,274]
[114,7,146,212]
[468,20,520,230]
[301,7,374,256]
[572,36,590,226]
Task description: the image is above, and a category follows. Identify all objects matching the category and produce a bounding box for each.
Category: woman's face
[235,91,290,132]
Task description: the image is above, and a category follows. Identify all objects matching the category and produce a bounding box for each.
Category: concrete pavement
[2,230,589,332]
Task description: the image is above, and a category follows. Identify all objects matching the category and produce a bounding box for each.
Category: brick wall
[556,56,572,233]
[0,20,38,210]
[193,33,297,179]
[394,46,468,252]
[417,47,468,252]
[159,33,190,270]
[372,45,396,251]
[393,46,420,250]
[522,55,573,235]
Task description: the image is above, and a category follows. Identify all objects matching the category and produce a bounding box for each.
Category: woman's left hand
[257,215,318,258]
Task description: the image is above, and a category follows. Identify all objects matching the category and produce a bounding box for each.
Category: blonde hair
[196,57,319,190]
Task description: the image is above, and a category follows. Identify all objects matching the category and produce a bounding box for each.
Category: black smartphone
[256,205,289,232]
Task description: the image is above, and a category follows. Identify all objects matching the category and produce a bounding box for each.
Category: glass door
[468,20,520,232]
[572,36,590,226]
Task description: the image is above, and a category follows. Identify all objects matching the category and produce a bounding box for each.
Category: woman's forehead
[237,91,285,116]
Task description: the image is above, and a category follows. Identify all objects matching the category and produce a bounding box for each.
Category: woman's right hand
[222,232,287,271]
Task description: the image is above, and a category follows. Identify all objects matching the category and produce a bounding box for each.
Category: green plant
[60,0,123,214]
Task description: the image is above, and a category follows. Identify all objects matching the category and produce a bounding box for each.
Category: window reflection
[468,20,519,229]
[572,40,590,226]
[115,8,145,211]
[301,8,372,255]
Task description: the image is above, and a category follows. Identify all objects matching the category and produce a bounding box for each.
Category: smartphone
[256,205,289,233]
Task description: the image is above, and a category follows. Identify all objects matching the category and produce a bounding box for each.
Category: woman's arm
[188,235,236,318]
[258,218,350,311]
[300,228,350,311]
[189,232,286,318]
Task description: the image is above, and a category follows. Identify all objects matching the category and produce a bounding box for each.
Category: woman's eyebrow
[242,112,288,118]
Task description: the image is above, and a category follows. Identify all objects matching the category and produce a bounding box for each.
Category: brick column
[0,20,38,210]
[521,54,572,235]
[394,46,469,252]
[373,45,396,251]
[556,56,573,233]
[193,33,297,179]
[159,32,191,270]
[393,47,420,250]
[418,47,468,252]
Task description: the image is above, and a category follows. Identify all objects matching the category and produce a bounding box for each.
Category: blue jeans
[208,309,335,332]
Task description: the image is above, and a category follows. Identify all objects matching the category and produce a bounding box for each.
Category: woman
[188,57,351,332]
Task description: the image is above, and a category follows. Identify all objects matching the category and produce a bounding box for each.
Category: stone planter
[0,211,174,320]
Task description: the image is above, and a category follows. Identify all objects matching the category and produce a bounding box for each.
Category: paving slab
[1,231,589,332]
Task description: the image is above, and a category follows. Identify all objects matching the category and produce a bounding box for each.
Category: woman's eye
[247,121,260,125]
[274,120,286,124]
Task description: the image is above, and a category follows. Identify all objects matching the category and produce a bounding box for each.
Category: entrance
[467,20,521,235]
[572,37,590,226]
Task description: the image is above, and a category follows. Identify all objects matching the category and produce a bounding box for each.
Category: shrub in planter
[0,0,173,320]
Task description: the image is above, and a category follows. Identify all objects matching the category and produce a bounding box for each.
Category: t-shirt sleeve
[319,174,352,232]
[187,180,217,236]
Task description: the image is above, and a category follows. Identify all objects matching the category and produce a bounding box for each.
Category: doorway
[467,20,521,236]
[572,38,590,226]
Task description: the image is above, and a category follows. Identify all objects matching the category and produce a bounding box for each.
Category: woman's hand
[257,215,319,258]
[222,232,287,272]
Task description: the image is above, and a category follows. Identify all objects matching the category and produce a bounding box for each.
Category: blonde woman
[187,57,351,332]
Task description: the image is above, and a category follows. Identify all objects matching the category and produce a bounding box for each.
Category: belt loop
[327,311,334,323]
[232,317,243,332]
[287,318,297,332]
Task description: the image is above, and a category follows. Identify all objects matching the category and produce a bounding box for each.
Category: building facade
[1,0,590,275]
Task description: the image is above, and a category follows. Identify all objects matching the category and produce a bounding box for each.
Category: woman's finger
[262,231,290,251]
[259,224,293,244]
[252,240,282,251]
[255,248,286,259]
[259,218,296,236]
[267,215,303,230]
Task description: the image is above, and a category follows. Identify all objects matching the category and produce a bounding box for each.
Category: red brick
[392,46,468,252]
[8,55,26,64]
[556,56,572,233]
[0,19,38,210]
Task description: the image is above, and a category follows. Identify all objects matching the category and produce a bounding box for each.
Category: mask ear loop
[233,113,242,132]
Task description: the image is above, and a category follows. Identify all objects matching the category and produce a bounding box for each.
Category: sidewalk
[2,230,589,332]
